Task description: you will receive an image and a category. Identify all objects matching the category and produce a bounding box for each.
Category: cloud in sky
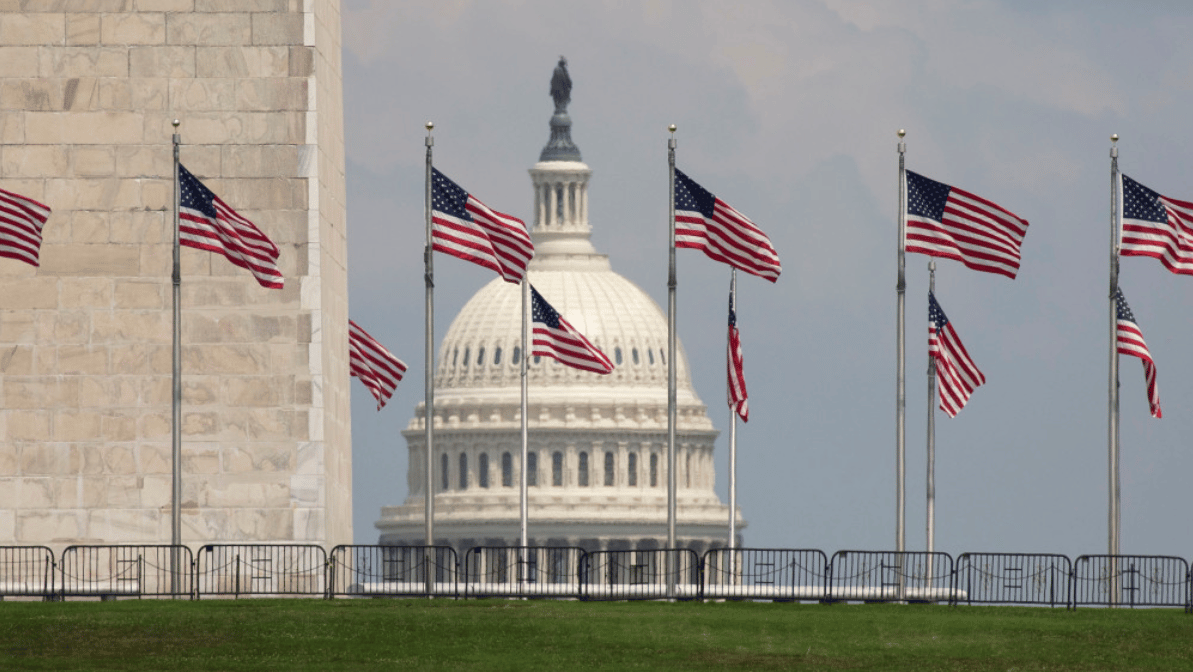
[342,0,1193,558]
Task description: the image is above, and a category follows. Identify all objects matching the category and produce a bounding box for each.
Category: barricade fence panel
[59,545,193,600]
[829,551,955,603]
[954,553,1072,608]
[329,545,458,598]
[702,548,829,601]
[196,544,327,598]
[1071,555,1190,611]
[582,549,701,601]
[0,546,55,600]
[464,547,585,599]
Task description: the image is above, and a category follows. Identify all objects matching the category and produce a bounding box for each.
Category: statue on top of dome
[550,56,572,114]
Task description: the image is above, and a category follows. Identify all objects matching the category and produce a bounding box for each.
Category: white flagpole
[895,129,907,600]
[666,124,678,598]
[1108,133,1121,604]
[728,269,738,581]
[171,119,182,595]
[520,278,529,551]
[926,260,936,555]
[423,122,436,594]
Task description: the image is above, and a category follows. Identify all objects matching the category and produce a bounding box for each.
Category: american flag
[1114,287,1161,419]
[0,187,50,267]
[929,292,986,418]
[531,285,613,374]
[431,168,533,284]
[906,170,1029,280]
[178,164,283,289]
[674,169,781,283]
[1119,173,1193,276]
[727,274,748,422]
[349,319,408,411]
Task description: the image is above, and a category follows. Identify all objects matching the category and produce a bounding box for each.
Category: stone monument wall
[0,0,351,550]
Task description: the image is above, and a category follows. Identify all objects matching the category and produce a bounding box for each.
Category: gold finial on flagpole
[898,129,905,138]
[669,124,676,134]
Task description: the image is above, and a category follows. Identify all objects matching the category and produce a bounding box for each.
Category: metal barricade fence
[196,544,327,598]
[0,546,55,600]
[329,545,458,598]
[464,547,585,599]
[828,551,955,603]
[702,548,829,602]
[1071,555,1191,611]
[59,545,193,599]
[582,549,701,601]
[954,553,1071,608]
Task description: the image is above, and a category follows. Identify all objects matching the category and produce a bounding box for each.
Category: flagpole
[520,278,529,552]
[926,260,936,555]
[728,269,738,569]
[666,124,678,598]
[424,121,436,595]
[1108,133,1121,604]
[895,129,907,599]
[170,119,182,595]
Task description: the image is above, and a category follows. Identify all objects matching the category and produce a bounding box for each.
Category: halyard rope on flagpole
[1108,133,1121,605]
[424,121,436,595]
[926,260,936,556]
[667,124,678,600]
[171,119,182,595]
[896,129,907,601]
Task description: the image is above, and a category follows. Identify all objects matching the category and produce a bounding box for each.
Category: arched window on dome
[578,451,589,487]
[463,347,470,369]
[627,452,638,486]
[502,452,512,487]
[650,453,658,487]
[552,451,563,486]
[494,347,502,366]
[685,453,691,489]
[512,346,521,366]
[458,453,468,490]
[604,451,614,486]
[614,347,622,365]
[659,349,666,365]
[632,348,639,365]
[452,348,458,367]
[527,451,537,486]
[477,347,485,367]
[440,453,449,492]
[478,453,489,488]
[648,349,654,365]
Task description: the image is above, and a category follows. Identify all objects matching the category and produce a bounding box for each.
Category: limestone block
[103,475,141,507]
[137,0,194,11]
[92,443,137,472]
[288,45,312,77]
[292,508,324,542]
[66,13,100,45]
[179,246,213,275]
[91,310,171,344]
[88,509,158,543]
[152,110,303,145]
[98,77,168,111]
[166,12,250,46]
[289,474,322,506]
[0,345,34,376]
[113,279,164,309]
[110,343,169,375]
[32,344,58,375]
[78,376,139,408]
[16,511,80,543]
[236,78,305,111]
[228,507,292,541]
[40,242,140,276]
[202,477,290,508]
[221,376,290,407]
[182,441,219,472]
[53,409,102,441]
[222,442,293,473]
[0,111,23,143]
[56,345,108,375]
[44,175,142,209]
[141,474,170,507]
[53,311,91,345]
[59,277,112,308]
[173,144,220,176]
[251,12,302,46]
[38,47,128,78]
[169,77,237,111]
[26,111,143,144]
[0,145,68,178]
[22,0,131,10]
[0,80,64,111]
[294,379,311,405]
[183,343,269,375]
[180,279,246,307]
[198,0,287,11]
[137,442,170,473]
[73,147,116,177]
[141,178,171,209]
[0,13,65,46]
[182,411,217,437]
[220,144,298,178]
[6,377,80,411]
[220,407,299,441]
[195,45,288,78]
[100,11,165,45]
[6,410,49,443]
[0,277,57,310]
[111,211,167,246]
[0,47,38,77]
[182,377,219,405]
[128,46,194,78]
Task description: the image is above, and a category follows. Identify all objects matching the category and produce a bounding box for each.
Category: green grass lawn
[0,598,1189,671]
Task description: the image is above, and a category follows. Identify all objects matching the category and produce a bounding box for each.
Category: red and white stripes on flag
[674,169,781,283]
[905,170,1029,280]
[431,168,533,283]
[928,292,986,418]
[178,164,284,289]
[0,186,50,267]
[531,285,614,375]
[1114,287,1161,419]
[727,275,748,422]
[1119,173,1193,276]
[349,319,408,411]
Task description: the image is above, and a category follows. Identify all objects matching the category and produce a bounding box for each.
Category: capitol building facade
[375,63,743,555]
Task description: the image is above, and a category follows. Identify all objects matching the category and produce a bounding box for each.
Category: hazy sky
[340,0,1193,558]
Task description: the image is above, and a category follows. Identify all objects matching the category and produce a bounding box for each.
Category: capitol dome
[375,61,741,554]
